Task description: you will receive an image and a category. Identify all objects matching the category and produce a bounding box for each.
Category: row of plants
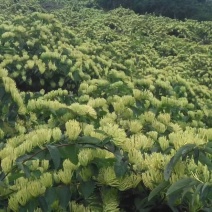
[0,0,211,211]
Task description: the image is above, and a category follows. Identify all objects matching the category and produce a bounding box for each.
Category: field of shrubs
[0,0,211,211]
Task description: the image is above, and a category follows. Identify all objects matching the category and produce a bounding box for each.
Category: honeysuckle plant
[0,1,211,211]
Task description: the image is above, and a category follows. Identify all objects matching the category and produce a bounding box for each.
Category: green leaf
[101,137,112,146]
[16,154,31,163]
[47,145,61,169]
[200,182,212,201]
[8,173,25,182]
[78,136,101,145]
[164,157,175,181]
[202,182,212,193]
[166,178,197,196]
[206,142,212,148]
[148,181,169,201]
[17,163,31,178]
[45,187,57,206]
[114,159,128,177]
[201,209,212,212]
[56,186,71,209]
[0,173,5,181]
[92,158,115,169]
[193,148,200,165]
[38,196,48,212]
[167,195,180,212]
[59,144,79,165]
[134,197,154,212]
[31,170,42,178]
[164,144,196,180]
[55,108,72,117]
[8,103,18,122]
[21,198,38,212]
[79,181,95,199]
[198,152,212,170]
[33,148,47,160]
[192,183,203,205]
[204,147,212,154]
[0,86,5,100]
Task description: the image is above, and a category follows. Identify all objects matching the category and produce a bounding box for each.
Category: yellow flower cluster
[100,112,117,126]
[1,31,15,39]
[0,128,61,172]
[8,173,52,211]
[69,103,97,119]
[1,76,26,114]
[54,159,77,185]
[128,120,143,134]
[142,169,164,190]
[65,120,81,141]
[69,201,91,212]
[100,123,126,146]
[78,148,114,167]
[88,97,107,109]
[27,99,68,111]
[0,129,5,139]
[42,89,68,100]
[102,188,119,212]
[97,166,141,190]
[169,128,206,150]
[25,159,49,172]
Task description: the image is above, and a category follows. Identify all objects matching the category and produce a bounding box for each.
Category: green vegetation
[95,0,212,21]
[0,0,211,211]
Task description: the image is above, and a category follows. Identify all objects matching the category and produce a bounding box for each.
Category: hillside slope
[0,2,212,211]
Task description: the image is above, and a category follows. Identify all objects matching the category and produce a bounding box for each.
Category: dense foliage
[0,0,212,211]
[95,0,212,21]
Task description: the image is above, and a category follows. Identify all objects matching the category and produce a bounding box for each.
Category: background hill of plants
[0,0,211,211]
[94,0,212,21]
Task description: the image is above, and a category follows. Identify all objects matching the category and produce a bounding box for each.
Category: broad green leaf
[45,187,57,206]
[164,157,175,181]
[47,145,61,169]
[114,159,128,177]
[8,103,18,122]
[2,93,12,105]
[192,183,203,205]
[31,170,42,178]
[79,181,95,199]
[56,186,71,209]
[101,137,112,146]
[198,152,212,170]
[206,141,212,148]
[167,188,186,210]
[201,209,212,212]
[92,158,115,169]
[134,197,154,212]
[78,136,101,145]
[38,196,48,212]
[17,163,31,178]
[33,149,47,160]
[0,86,5,100]
[20,198,38,212]
[55,108,72,117]
[193,148,200,165]
[0,173,5,181]
[166,178,197,196]
[204,147,212,154]
[206,142,212,148]
[200,182,212,201]
[148,181,169,201]
[16,154,31,163]
[59,144,79,165]
[8,173,25,182]
[164,144,196,180]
